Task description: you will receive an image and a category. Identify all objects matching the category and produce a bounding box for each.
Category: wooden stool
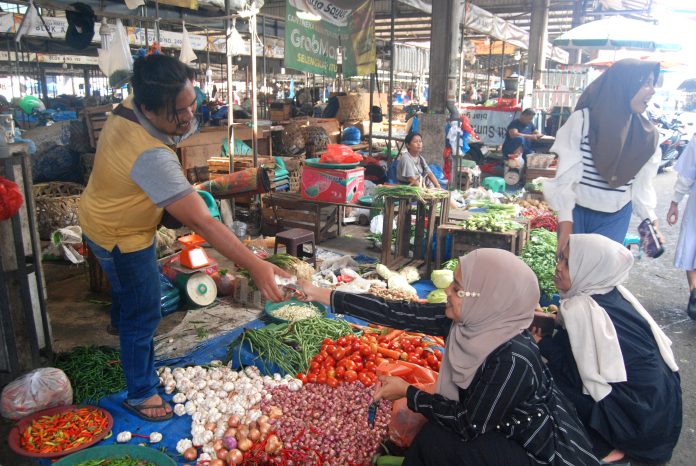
[274,228,317,267]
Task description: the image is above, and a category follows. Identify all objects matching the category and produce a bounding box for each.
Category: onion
[237,426,249,440]
[248,428,261,442]
[216,447,228,459]
[237,438,253,452]
[227,415,241,427]
[227,449,244,465]
[205,422,217,431]
[224,427,237,439]
[212,439,224,451]
[269,406,283,419]
[265,434,281,455]
[259,422,271,435]
[222,434,237,450]
[258,415,270,425]
[248,421,258,431]
[209,460,225,466]
[183,447,198,461]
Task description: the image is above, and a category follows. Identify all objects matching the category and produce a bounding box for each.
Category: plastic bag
[1,368,73,420]
[319,144,363,164]
[42,226,84,264]
[377,362,439,447]
[0,176,23,220]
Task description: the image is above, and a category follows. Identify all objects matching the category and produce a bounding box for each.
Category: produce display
[54,346,126,403]
[265,382,391,465]
[225,318,354,375]
[19,406,109,454]
[517,199,557,232]
[441,258,459,271]
[521,228,558,300]
[74,458,155,466]
[460,212,522,232]
[298,331,443,388]
[372,185,450,204]
[367,285,423,302]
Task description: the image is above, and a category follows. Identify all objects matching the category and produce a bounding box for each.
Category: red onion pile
[263,382,391,465]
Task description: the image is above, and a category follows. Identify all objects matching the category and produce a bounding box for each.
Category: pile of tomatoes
[297,331,443,388]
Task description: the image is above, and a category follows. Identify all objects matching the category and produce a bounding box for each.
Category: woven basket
[32,182,84,240]
[289,167,302,192]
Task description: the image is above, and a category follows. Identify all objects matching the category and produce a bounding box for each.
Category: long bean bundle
[373,185,450,204]
[54,346,126,403]
[226,317,354,375]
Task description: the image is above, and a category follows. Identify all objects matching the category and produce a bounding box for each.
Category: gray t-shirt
[131,149,193,208]
[397,152,432,184]
[128,104,197,208]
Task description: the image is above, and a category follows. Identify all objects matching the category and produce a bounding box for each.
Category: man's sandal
[121,399,173,422]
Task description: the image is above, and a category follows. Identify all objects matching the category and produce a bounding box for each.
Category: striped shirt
[331,291,601,466]
[542,108,660,223]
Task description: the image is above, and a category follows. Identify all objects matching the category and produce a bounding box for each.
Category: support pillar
[83,68,91,97]
[527,0,549,85]
[568,1,586,65]
[427,0,460,116]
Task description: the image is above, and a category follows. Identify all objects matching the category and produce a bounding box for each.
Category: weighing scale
[161,233,218,307]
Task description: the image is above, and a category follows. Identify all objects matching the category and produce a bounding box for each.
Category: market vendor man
[79,54,288,422]
[502,108,542,159]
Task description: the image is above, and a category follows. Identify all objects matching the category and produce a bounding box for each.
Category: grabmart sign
[284,0,375,78]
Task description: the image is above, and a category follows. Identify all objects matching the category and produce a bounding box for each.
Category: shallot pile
[264,382,391,466]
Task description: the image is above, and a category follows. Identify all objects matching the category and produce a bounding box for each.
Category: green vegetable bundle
[239,253,315,288]
[468,200,517,216]
[54,346,126,403]
[520,228,558,300]
[373,185,449,204]
[460,212,522,232]
[226,317,354,375]
[442,258,459,271]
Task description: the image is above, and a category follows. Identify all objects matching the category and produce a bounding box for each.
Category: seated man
[503,108,542,160]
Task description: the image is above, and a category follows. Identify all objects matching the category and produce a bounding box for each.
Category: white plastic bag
[1,368,73,420]
[42,226,84,264]
[179,22,197,65]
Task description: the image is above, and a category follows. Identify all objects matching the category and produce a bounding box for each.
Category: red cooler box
[300,165,365,203]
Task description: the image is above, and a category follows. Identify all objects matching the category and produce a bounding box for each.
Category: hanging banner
[342,0,376,77]
[461,107,520,145]
[284,0,375,78]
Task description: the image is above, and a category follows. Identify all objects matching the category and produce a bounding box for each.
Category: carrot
[376,346,402,359]
[384,329,404,341]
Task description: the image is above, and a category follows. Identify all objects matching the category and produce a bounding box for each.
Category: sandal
[687,289,696,320]
[122,399,173,422]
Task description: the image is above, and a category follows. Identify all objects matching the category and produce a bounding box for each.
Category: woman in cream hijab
[536,234,681,465]
[300,249,599,466]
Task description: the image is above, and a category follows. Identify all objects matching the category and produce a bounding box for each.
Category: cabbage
[427,289,447,303]
[399,265,420,284]
[431,269,454,289]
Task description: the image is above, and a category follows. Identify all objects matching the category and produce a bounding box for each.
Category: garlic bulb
[172,392,186,404]
[116,431,132,443]
[149,432,163,443]
[176,438,193,453]
[174,403,186,416]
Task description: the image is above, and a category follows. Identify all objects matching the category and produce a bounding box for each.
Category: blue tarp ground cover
[41,281,436,465]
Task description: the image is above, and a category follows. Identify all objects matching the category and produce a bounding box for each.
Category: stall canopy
[284,0,376,78]
[553,16,683,52]
[397,0,569,64]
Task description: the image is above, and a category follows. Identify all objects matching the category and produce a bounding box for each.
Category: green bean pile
[75,457,156,466]
[226,317,354,375]
[54,346,127,403]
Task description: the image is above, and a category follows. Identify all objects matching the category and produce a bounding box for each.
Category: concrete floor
[1,170,694,465]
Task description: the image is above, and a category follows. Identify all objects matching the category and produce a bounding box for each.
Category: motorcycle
[655,116,686,172]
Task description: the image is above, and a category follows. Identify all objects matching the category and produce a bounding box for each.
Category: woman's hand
[374,376,410,401]
[530,326,544,343]
[667,202,679,226]
[297,279,332,305]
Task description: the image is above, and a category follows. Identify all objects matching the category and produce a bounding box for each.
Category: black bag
[371,105,383,123]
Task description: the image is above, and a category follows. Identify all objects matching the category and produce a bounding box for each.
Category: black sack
[66,3,96,50]
[370,105,383,123]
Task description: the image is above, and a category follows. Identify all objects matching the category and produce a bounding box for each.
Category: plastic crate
[234,275,266,309]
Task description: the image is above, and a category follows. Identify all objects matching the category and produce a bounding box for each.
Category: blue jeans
[85,236,161,404]
[572,201,633,244]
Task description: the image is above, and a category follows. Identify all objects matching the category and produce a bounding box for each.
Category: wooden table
[380,195,450,273]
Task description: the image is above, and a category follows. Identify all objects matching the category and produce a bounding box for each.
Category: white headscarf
[436,249,539,400]
[559,234,678,402]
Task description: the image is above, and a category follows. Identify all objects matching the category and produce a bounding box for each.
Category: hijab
[559,234,678,401]
[575,59,659,188]
[436,249,539,400]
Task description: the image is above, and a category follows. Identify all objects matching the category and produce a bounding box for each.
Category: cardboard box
[300,165,364,204]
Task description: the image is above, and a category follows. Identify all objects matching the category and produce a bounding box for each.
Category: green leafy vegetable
[520,228,558,300]
[460,212,522,232]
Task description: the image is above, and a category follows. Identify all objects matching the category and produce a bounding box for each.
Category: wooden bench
[263,192,339,242]
[84,104,115,149]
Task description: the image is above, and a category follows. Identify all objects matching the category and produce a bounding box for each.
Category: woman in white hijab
[536,234,681,465]
[300,249,599,466]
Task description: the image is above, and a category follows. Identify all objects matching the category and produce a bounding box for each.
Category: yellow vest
[79,98,173,253]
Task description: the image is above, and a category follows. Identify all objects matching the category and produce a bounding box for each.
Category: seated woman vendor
[535,233,682,465]
[299,249,600,466]
[397,132,441,188]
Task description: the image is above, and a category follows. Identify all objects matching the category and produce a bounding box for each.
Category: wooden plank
[381,198,395,265]
[275,209,319,225]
